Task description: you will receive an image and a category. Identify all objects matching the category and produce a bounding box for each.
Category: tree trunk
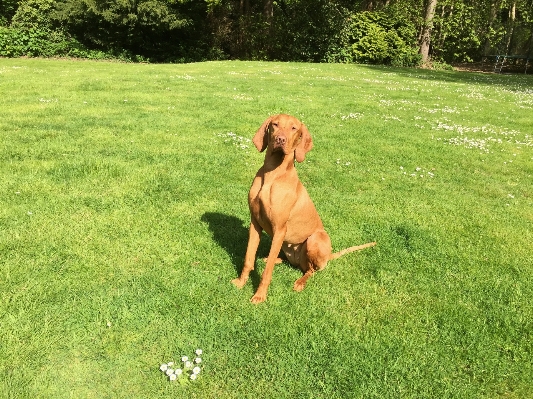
[483,0,502,56]
[263,0,274,57]
[439,5,453,51]
[365,1,390,11]
[264,0,273,23]
[504,2,516,55]
[419,0,438,64]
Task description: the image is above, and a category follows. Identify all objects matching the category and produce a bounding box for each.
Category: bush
[0,0,76,58]
[0,0,146,61]
[0,26,65,57]
[0,25,137,60]
[326,11,421,67]
[10,0,56,29]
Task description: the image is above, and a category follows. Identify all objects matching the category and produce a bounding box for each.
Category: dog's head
[252,114,313,162]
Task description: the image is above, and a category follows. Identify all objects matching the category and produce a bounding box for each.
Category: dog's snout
[275,136,286,146]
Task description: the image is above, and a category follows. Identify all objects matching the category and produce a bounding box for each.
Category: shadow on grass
[360,64,533,89]
[201,212,272,291]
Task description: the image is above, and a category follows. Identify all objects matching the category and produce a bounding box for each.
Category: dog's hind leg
[293,231,331,292]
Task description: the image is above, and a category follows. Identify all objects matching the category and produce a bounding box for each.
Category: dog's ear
[295,123,313,162]
[252,116,272,152]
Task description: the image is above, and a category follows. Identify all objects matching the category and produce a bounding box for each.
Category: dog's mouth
[272,143,291,155]
[272,135,290,154]
[272,141,285,150]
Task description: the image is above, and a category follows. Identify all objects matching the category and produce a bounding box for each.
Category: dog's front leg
[250,226,287,304]
[232,220,262,288]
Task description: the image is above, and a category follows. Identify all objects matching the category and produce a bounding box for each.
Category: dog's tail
[329,241,376,261]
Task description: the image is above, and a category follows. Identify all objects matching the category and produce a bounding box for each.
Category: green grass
[1,58,532,398]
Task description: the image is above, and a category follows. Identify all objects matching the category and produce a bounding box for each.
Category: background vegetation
[1,58,532,398]
[1,0,532,65]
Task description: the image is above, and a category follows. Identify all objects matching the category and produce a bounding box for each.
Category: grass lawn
[0,58,532,398]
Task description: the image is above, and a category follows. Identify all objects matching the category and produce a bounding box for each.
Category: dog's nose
[275,136,286,146]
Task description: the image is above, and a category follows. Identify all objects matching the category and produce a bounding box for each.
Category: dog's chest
[249,173,292,232]
[249,182,275,229]
[249,166,303,239]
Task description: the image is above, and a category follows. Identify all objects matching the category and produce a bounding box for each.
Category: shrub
[0,0,81,58]
[10,0,56,29]
[1,26,62,57]
[326,11,421,67]
[0,25,138,60]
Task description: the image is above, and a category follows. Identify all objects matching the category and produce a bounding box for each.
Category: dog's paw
[293,279,307,292]
[231,278,246,289]
[250,293,266,304]
[262,257,283,264]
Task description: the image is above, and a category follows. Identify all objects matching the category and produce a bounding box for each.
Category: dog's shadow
[201,212,272,291]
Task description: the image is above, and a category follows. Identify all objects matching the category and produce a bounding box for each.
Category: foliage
[0,26,121,59]
[0,26,70,57]
[1,0,533,66]
[0,0,19,26]
[431,0,533,62]
[327,11,421,67]
[53,0,209,62]
[203,0,347,62]
[432,1,494,62]
[11,0,56,29]
[204,1,268,60]
[268,0,348,62]
[0,0,143,60]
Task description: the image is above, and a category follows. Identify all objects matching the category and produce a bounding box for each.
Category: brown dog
[231,114,376,303]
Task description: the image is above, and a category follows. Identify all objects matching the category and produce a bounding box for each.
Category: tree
[428,0,533,62]
[483,0,504,55]
[2,0,532,65]
[419,0,438,63]
[504,1,517,54]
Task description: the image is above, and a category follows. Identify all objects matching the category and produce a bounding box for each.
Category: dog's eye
[272,122,278,127]
[292,126,297,130]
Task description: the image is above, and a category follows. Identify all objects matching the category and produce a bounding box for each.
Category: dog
[231,114,376,303]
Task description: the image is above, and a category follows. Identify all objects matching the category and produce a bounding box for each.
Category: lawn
[0,58,532,398]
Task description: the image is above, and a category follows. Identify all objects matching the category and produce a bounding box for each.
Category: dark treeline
[1,0,532,65]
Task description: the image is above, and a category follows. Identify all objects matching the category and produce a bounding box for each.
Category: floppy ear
[252,117,272,152]
[295,123,313,162]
